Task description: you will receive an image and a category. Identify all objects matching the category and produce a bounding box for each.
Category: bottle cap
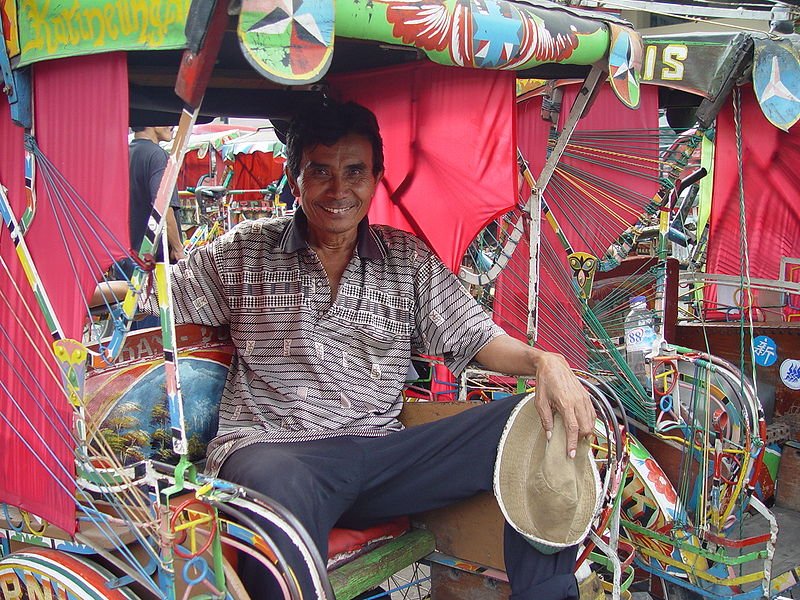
[630,295,646,304]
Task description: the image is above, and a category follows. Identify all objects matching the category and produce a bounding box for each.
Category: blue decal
[780,358,800,390]
[471,0,522,68]
[753,335,778,367]
[753,40,800,131]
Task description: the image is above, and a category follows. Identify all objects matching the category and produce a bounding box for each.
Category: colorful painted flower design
[644,457,678,505]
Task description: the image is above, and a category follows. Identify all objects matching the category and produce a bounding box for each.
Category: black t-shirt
[279,180,296,211]
[129,138,181,261]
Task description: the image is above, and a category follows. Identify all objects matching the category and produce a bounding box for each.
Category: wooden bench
[330,527,435,599]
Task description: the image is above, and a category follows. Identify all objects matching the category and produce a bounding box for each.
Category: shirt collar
[280,206,385,260]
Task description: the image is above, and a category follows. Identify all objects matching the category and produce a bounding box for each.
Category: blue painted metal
[0,15,31,129]
[753,38,800,131]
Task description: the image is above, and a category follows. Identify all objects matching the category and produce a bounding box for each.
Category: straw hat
[493,393,601,554]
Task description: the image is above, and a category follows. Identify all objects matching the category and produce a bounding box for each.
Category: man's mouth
[322,205,355,214]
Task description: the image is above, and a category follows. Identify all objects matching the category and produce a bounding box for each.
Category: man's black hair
[131,126,147,133]
[285,100,384,179]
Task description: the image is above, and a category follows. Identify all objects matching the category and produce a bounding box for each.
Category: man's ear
[285,166,300,198]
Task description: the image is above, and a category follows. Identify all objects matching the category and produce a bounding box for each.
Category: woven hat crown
[494,393,600,553]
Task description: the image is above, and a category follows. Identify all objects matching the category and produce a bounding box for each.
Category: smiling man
[151,100,595,599]
[284,128,380,298]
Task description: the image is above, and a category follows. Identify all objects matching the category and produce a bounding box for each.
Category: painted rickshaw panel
[8,0,624,74]
[85,325,233,465]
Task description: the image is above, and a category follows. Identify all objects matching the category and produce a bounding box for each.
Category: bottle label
[626,326,656,350]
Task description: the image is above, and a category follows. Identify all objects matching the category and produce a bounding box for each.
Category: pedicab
[461,24,800,599]
[0,0,644,597]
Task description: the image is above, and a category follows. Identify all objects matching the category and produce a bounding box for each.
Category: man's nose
[328,174,350,197]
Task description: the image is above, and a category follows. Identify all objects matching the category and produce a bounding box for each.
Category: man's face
[154,126,174,143]
[288,133,382,244]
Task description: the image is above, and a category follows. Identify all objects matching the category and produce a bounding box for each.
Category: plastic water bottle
[624,296,656,391]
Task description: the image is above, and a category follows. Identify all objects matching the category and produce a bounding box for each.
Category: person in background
[123,125,185,329]
[278,174,297,212]
[129,126,185,264]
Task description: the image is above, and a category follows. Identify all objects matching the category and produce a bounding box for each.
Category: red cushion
[221,516,412,572]
[328,516,410,559]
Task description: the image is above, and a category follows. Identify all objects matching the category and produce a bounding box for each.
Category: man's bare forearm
[167,208,186,261]
[474,334,542,376]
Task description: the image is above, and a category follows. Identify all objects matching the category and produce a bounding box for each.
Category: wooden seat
[330,528,435,599]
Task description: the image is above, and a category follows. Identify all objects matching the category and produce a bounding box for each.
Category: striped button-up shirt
[153,209,505,475]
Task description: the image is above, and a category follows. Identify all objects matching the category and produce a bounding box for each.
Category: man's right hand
[171,247,186,262]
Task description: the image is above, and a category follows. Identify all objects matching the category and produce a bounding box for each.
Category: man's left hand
[531,352,594,458]
[475,335,595,458]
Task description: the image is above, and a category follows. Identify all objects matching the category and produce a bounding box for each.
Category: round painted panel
[85,326,234,465]
[0,548,141,599]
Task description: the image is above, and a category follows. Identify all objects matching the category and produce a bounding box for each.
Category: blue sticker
[781,359,800,390]
[753,335,778,367]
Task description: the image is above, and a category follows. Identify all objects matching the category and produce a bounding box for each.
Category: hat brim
[493,393,601,553]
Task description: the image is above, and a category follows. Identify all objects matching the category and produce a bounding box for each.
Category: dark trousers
[219,394,579,599]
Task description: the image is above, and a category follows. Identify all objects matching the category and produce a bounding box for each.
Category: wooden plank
[399,401,508,571]
[398,400,485,428]
[413,492,506,571]
[329,529,435,600]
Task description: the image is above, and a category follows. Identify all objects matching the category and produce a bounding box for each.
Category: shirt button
[315,342,325,360]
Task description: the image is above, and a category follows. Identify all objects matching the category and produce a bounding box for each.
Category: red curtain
[707,89,800,289]
[33,53,131,314]
[229,152,285,201]
[0,53,129,533]
[331,61,517,273]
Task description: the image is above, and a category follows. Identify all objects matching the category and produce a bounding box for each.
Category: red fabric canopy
[179,147,226,191]
[229,152,285,201]
[331,61,518,273]
[0,53,129,533]
[707,89,800,294]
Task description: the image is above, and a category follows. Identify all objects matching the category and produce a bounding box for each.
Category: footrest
[329,528,436,600]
